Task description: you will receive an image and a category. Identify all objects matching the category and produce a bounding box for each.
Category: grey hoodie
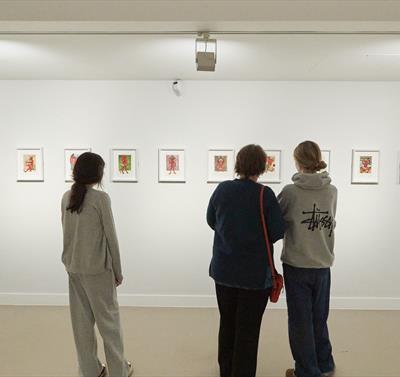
[278,172,337,268]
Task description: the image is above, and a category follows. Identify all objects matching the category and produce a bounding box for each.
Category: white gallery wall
[0,80,399,309]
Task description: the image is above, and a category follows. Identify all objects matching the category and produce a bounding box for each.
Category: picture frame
[110,148,138,182]
[64,148,91,182]
[351,149,380,184]
[16,147,44,182]
[158,149,186,182]
[207,149,235,183]
[259,149,282,183]
[321,150,331,173]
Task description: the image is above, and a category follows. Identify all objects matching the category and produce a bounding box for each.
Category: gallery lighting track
[2,30,400,35]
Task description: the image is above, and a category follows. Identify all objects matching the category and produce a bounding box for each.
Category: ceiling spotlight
[195,32,217,72]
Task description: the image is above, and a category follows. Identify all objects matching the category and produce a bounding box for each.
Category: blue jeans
[283,264,335,377]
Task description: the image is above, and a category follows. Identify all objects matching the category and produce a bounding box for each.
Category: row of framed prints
[15,147,285,183]
[16,148,381,184]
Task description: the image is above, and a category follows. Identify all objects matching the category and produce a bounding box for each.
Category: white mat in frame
[158,148,186,182]
[321,149,331,173]
[207,149,235,183]
[351,149,380,184]
[16,147,44,182]
[259,149,282,183]
[110,148,138,182]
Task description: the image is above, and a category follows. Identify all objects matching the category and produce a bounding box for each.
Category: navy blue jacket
[207,179,285,289]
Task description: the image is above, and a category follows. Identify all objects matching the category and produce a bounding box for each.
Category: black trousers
[215,283,271,377]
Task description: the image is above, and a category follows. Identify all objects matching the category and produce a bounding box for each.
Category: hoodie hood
[292,171,332,190]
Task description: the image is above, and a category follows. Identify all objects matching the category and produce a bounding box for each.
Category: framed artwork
[111,148,138,182]
[259,150,282,183]
[64,148,91,182]
[158,149,186,182]
[321,150,331,172]
[17,148,44,182]
[351,150,380,184]
[207,149,235,183]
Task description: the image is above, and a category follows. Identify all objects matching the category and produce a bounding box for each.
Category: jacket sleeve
[61,192,68,223]
[277,186,289,217]
[99,193,123,282]
[61,197,64,223]
[264,187,285,243]
[332,186,338,229]
[206,191,217,230]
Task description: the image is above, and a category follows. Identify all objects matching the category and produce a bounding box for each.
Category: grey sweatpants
[68,270,129,377]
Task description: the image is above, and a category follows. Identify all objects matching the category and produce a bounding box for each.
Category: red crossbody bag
[260,185,284,303]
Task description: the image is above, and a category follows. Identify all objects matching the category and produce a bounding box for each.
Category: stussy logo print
[301,204,333,237]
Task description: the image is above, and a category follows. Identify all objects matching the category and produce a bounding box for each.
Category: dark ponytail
[67,152,105,213]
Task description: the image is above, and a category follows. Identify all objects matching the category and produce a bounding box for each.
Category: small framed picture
[321,150,331,172]
[208,149,235,183]
[17,148,44,182]
[64,148,91,182]
[259,150,282,183]
[158,149,186,182]
[111,148,138,182]
[352,150,380,184]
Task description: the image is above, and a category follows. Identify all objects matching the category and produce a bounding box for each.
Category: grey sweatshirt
[278,172,337,268]
[61,188,123,281]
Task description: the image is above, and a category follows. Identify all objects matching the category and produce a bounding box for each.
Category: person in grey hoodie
[278,141,337,377]
[62,152,133,377]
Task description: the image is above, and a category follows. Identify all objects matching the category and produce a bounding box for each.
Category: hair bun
[317,160,327,170]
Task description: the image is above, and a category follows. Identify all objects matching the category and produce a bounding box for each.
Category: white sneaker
[127,361,134,377]
[98,365,108,377]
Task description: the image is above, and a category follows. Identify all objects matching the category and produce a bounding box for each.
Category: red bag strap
[260,185,277,285]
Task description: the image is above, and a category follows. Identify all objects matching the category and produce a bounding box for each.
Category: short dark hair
[235,144,266,179]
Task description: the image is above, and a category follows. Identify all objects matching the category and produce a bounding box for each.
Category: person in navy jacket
[207,144,285,377]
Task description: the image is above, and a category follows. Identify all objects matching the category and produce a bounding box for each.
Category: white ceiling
[1,0,400,22]
[1,33,400,80]
[1,0,400,80]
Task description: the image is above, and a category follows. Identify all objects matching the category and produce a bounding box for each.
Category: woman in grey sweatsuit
[278,141,337,377]
[61,152,133,377]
